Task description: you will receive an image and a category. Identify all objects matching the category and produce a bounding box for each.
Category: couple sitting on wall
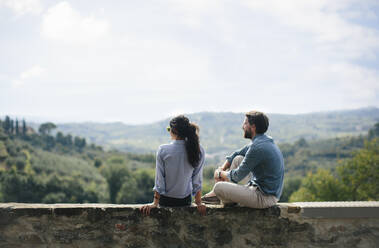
[140,111,284,216]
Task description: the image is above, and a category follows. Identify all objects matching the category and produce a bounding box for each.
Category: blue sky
[0,0,378,124]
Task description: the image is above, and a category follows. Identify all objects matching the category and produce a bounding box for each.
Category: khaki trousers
[213,155,278,209]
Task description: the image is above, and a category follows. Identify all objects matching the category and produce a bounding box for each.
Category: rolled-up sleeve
[191,149,205,196]
[153,147,166,195]
[228,146,262,183]
[226,145,249,164]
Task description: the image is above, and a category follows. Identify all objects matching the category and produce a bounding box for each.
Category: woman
[140,115,206,216]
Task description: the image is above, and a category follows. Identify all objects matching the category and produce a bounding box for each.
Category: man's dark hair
[245,111,269,134]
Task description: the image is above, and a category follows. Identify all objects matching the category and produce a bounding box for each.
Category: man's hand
[214,168,230,182]
[140,203,158,216]
[214,168,221,181]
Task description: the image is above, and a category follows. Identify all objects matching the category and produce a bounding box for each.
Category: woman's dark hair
[170,115,201,168]
[245,111,269,134]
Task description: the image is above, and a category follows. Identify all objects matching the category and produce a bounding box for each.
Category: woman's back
[141,115,207,216]
[154,140,205,198]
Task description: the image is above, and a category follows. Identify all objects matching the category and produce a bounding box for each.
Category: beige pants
[213,155,278,208]
[228,155,250,185]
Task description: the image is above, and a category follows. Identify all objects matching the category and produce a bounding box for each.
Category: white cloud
[242,0,379,60]
[162,0,222,28]
[20,65,45,79]
[41,1,109,45]
[0,0,43,16]
[12,65,46,87]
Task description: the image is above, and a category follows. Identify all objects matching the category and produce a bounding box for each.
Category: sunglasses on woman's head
[166,126,171,132]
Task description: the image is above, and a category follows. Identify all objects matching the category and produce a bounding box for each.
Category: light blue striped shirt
[153,140,205,198]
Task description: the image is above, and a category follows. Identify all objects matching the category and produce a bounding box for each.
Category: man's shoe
[201,195,220,204]
[223,202,238,207]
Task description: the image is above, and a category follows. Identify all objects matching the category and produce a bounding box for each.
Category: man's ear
[251,124,256,132]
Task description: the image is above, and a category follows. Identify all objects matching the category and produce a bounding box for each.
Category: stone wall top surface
[1,201,379,219]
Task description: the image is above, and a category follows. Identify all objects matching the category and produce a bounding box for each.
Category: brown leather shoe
[201,195,220,204]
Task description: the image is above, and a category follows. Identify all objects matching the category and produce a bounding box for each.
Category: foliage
[280,177,302,202]
[38,122,57,135]
[289,169,344,202]
[1,115,378,204]
[116,169,155,204]
[0,169,45,202]
[289,138,379,202]
[337,138,379,201]
[101,162,133,203]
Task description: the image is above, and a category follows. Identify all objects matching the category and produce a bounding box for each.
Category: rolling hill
[53,107,379,157]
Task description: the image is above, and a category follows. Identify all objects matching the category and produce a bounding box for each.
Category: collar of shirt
[171,140,185,145]
[252,133,264,142]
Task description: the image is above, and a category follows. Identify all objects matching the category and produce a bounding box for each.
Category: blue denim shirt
[226,134,284,199]
[153,140,205,198]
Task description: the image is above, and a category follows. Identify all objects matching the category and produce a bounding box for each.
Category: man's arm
[219,160,231,171]
[227,146,263,183]
[225,145,250,166]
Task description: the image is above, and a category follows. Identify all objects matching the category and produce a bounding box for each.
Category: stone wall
[0,202,378,248]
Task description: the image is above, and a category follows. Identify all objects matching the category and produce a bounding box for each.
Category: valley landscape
[1,107,378,204]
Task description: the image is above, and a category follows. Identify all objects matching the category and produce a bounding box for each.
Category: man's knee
[234,155,244,161]
[214,182,226,197]
[231,155,244,169]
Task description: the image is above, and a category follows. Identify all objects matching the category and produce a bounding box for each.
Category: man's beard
[244,129,252,139]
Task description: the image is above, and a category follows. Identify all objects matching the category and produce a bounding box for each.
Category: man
[202,111,284,208]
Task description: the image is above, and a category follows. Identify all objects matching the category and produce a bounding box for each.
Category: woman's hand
[196,203,206,216]
[140,203,158,216]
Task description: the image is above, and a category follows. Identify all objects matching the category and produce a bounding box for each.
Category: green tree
[116,177,138,203]
[289,169,345,202]
[368,122,379,140]
[38,122,57,135]
[56,132,64,144]
[0,169,45,203]
[94,158,102,168]
[15,119,19,136]
[65,134,73,146]
[0,141,9,160]
[280,177,302,202]
[43,174,98,203]
[294,138,309,148]
[337,138,379,201]
[10,120,14,135]
[3,116,11,134]
[289,138,379,202]
[134,169,155,203]
[74,136,86,150]
[101,163,132,203]
[22,119,27,137]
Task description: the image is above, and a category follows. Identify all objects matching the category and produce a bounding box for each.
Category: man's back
[249,134,284,199]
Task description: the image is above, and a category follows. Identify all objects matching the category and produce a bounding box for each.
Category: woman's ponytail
[169,115,201,168]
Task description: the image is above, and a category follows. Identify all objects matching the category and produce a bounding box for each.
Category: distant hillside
[0,117,156,204]
[54,107,379,156]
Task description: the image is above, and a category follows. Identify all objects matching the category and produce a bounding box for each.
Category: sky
[0,0,379,124]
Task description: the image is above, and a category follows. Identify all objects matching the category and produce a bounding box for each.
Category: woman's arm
[194,190,206,216]
[140,191,160,216]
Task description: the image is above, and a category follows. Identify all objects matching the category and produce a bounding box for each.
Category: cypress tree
[10,119,14,135]
[4,116,10,134]
[15,119,19,136]
[22,119,27,136]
